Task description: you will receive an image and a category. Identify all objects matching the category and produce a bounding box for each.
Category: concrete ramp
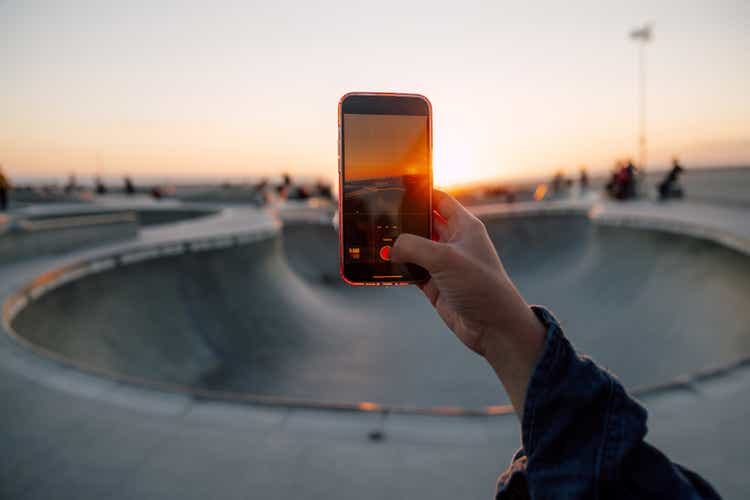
[11,214,750,410]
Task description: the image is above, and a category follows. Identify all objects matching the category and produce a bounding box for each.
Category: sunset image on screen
[341,113,430,269]
[343,114,428,182]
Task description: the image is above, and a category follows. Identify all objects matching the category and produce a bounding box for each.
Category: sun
[432,139,477,188]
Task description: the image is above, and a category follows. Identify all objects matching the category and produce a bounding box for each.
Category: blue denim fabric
[495,307,721,500]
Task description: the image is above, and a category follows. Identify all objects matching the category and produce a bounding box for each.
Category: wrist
[482,303,546,419]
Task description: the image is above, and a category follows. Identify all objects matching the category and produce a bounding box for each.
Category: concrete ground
[1,199,749,499]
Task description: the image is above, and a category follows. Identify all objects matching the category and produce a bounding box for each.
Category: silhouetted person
[622,160,637,199]
[65,173,77,194]
[579,167,589,192]
[605,162,621,198]
[95,176,107,195]
[659,158,685,200]
[275,172,293,199]
[606,160,638,201]
[288,185,310,200]
[124,176,136,195]
[551,171,564,197]
[252,178,270,206]
[0,166,10,211]
[315,180,333,200]
[150,186,163,200]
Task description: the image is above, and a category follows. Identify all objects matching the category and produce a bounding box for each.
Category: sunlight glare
[433,133,476,188]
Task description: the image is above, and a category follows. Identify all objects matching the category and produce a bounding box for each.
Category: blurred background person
[579,166,589,196]
[276,172,293,198]
[124,176,136,195]
[659,157,685,200]
[0,165,10,211]
[95,176,107,195]
[551,170,565,198]
[606,159,639,201]
[622,159,638,200]
[64,173,77,195]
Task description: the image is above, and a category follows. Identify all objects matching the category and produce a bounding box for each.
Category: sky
[1,0,748,187]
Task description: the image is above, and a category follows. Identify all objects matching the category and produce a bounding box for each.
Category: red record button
[379,245,392,261]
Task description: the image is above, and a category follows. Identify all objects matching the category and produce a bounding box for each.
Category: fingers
[433,190,466,223]
[433,190,480,241]
[392,191,470,269]
[391,233,447,272]
[432,211,451,241]
[418,278,440,308]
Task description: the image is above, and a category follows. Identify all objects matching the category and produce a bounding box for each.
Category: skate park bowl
[5,203,750,414]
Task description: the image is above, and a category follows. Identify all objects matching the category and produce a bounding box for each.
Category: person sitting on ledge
[0,165,10,211]
[391,190,721,500]
[659,158,685,201]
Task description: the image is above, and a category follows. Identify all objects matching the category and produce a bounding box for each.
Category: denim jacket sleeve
[495,307,722,500]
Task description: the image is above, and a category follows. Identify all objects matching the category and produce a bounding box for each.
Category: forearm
[517,307,645,496]
[482,298,546,421]
[494,307,721,499]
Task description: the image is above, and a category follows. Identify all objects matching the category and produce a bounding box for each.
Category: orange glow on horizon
[2,2,749,185]
[357,402,381,411]
[343,114,428,181]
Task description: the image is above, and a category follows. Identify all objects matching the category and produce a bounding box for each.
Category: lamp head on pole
[629,24,652,43]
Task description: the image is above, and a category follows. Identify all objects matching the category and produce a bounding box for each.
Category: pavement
[1,198,750,499]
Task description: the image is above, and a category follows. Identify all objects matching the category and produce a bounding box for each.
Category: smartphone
[338,92,433,286]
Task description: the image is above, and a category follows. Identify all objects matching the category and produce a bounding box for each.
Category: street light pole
[637,41,646,171]
[629,24,652,171]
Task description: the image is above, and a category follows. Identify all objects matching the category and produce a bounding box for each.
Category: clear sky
[1,0,748,187]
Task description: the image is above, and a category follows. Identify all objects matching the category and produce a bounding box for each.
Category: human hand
[391,190,545,416]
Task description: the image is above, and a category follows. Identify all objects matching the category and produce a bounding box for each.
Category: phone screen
[340,94,432,284]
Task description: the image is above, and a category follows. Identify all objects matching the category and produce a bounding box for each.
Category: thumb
[391,233,447,272]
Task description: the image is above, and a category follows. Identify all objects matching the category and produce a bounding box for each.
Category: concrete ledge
[11,202,218,225]
[0,217,139,263]
[471,198,593,220]
[3,229,277,326]
[0,203,222,263]
[590,201,750,256]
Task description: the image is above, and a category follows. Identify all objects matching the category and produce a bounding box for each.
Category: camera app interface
[342,113,430,276]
